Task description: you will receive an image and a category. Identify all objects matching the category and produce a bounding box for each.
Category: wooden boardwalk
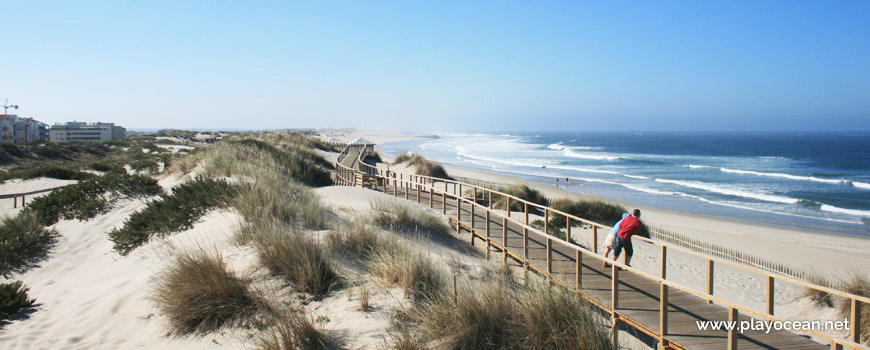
[334,145,868,350]
[376,183,827,350]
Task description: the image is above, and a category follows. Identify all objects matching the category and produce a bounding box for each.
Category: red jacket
[616,216,641,241]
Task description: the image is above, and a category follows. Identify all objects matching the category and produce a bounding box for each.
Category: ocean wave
[624,174,650,180]
[820,205,870,217]
[694,198,866,225]
[545,164,622,175]
[655,178,800,205]
[547,143,566,150]
[720,167,860,187]
[564,149,620,161]
[854,182,870,190]
[688,164,717,170]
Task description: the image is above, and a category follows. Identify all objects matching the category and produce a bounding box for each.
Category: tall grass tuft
[152,248,257,336]
[391,271,610,350]
[838,272,870,345]
[0,211,58,277]
[233,179,325,229]
[256,305,330,350]
[1,281,37,321]
[392,153,451,180]
[493,184,550,213]
[109,178,238,255]
[801,271,835,308]
[364,237,445,300]
[370,200,450,237]
[245,222,339,298]
[513,282,611,349]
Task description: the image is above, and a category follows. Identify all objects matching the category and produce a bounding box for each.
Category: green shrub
[370,200,450,237]
[109,178,238,255]
[392,153,451,180]
[0,166,94,183]
[493,185,549,213]
[24,173,162,226]
[152,248,257,336]
[0,281,37,321]
[244,222,339,298]
[0,211,58,277]
[548,198,626,229]
[87,160,126,173]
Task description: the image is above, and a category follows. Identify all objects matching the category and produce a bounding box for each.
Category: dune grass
[152,248,258,336]
[493,184,550,212]
[391,271,610,350]
[839,272,870,344]
[256,307,330,350]
[0,211,59,277]
[24,173,162,226]
[370,200,450,237]
[108,178,238,255]
[801,271,835,308]
[392,153,451,180]
[330,219,445,300]
[233,178,326,229]
[1,281,37,322]
[242,222,339,298]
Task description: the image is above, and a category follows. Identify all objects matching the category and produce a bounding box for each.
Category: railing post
[576,249,582,290]
[707,259,714,303]
[471,200,476,231]
[728,307,738,350]
[429,180,433,209]
[456,196,461,223]
[593,226,599,254]
[612,263,619,310]
[485,210,491,260]
[544,209,549,234]
[503,217,508,264]
[660,283,668,337]
[767,276,774,315]
[523,227,529,271]
[442,191,446,214]
[524,202,529,225]
[851,298,862,345]
[661,246,667,279]
[488,190,492,209]
[507,198,511,217]
[546,237,553,283]
[416,180,421,204]
[566,217,571,242]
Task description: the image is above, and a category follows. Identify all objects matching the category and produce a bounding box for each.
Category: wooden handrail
[336,145,869,349]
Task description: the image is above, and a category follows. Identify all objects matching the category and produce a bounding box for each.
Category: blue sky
[2,1,869,132]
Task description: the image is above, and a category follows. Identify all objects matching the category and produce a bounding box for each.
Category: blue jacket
[608,213,630,236]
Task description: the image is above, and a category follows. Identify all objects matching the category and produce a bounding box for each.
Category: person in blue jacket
[603,212,629,268]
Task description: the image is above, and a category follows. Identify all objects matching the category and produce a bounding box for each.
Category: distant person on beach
[603,212,630,268]
[611,209,642,268]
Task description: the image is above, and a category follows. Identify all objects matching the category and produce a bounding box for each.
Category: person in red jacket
[612,209,642,267]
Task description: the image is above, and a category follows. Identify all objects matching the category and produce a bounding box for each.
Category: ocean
[379,132,870,237]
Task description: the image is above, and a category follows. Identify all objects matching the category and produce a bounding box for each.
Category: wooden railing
[336,145,869,350]
[1,186,68,208]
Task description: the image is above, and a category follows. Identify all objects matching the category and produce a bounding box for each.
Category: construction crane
[3,99,19,114]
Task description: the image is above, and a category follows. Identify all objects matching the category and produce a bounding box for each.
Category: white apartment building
[1,114,41,145]
[49,122,126,142]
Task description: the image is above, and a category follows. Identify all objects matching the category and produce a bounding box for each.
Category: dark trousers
[613,236,633,257]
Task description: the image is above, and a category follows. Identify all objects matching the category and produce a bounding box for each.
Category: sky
[2,1,869,133]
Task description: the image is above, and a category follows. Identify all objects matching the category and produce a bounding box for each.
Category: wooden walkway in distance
[376,182,827,350]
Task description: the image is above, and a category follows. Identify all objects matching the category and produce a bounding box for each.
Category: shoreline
[367,135,870,280]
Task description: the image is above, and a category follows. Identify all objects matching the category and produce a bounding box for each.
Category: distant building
[0,115,16,144]
[37,122,49,141]
[50,122,126,142]
[1,114,43,145]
